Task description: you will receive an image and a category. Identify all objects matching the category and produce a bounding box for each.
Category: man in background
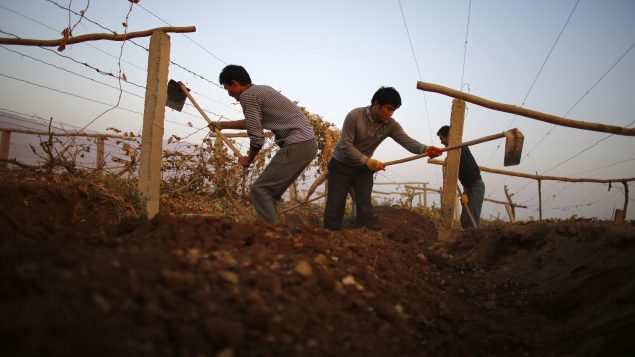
[437,125,485,228]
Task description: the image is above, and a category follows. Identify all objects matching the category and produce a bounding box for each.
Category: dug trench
[1,173,634,356]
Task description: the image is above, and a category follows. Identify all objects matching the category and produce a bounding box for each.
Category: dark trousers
[323,158,374,230]
[461,179,485,229]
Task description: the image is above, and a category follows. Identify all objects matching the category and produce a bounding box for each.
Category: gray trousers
[251,139,317,224]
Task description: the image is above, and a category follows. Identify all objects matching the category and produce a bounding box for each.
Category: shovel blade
[503,128,524,166]
[165,79,188,111]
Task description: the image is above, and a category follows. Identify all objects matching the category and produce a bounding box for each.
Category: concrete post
[138,31,170,219]
[0,131,10,169]
[438,99,465,241]
[96,136,105,173]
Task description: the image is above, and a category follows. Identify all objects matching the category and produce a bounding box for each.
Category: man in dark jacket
[437,125,485,228]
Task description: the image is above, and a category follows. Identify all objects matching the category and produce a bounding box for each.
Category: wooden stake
[138,31,170,219]
[438,99,465,241]
[417,81,635,136]
[0,26,195,48]
[623,181,629,219]
[538,178,542,221]
[504,185,515,218]
[0,131,10,170]
[96,137,105,173]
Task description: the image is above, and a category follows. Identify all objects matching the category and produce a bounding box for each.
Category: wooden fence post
[537,177,542,221]
[0,131,10,170]
[438,99,465,241]
[623,181,629,219]
[504,203,515,223]
[423,183,428,208]
[288,181,298,202]
[503,184,516,222]
[96,136,105,173]
[138,31,170,219]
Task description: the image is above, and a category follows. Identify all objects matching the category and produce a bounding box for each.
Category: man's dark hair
[371,86,401,107]
[437,125,450,137]
[219,65,252,86]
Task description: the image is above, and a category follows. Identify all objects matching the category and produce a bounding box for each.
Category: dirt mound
[1,172,634,356]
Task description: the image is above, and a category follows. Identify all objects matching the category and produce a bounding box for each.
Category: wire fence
[0,1,633,222]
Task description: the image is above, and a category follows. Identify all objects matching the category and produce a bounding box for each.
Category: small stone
[186,248,201,264]
[342,275,365,291]
[212,251,238,267]
[313,254,328,267]
[295,260,313,278]
[342,275,357,286]
[219,271,240,284]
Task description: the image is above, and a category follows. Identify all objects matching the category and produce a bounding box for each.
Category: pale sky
[1,0,634,220]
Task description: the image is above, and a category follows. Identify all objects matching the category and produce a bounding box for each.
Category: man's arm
[389,121,426,154]
[390,121,442,158]
[214,119,246,131]
[239,145,261,168]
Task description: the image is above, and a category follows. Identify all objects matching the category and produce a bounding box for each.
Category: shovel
[383,128,524,167]
[300,128,524,203]
[166,79,243,158]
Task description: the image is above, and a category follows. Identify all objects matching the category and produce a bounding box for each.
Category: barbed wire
[0,45,145,98]
[396,0,438,186]
[0,72,143,115]
[571,157,635,177]
[135,2,227,66]
[484,0,581,169]
[2,2,240,120]
[544,189,623,212]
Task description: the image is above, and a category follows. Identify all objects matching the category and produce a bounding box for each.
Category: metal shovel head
[165,79,189,112]
[503,128,524,166]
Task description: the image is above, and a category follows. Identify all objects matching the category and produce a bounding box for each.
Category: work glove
[460,194,469,206]
[425,146,443,158]
[366,158,385,172]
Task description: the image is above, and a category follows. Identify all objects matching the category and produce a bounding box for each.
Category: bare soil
[1,172,634,356]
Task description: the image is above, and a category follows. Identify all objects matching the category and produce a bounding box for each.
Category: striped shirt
[239,84,315,149]
[332,106,428,166]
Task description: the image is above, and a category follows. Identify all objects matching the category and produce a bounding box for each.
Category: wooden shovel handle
[383,131,507,167]
[176,82,243,157]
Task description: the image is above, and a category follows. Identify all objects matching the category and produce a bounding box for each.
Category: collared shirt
[332,106,428,166]
[239,84,315,149]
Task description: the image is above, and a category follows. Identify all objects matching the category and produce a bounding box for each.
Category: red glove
[426,146,443,158]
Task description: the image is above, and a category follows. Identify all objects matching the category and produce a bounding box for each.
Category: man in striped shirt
[213,65,317,224]
[323,87,443,231]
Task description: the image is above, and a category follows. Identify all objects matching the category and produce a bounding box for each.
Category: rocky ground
[1,172,634,356]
